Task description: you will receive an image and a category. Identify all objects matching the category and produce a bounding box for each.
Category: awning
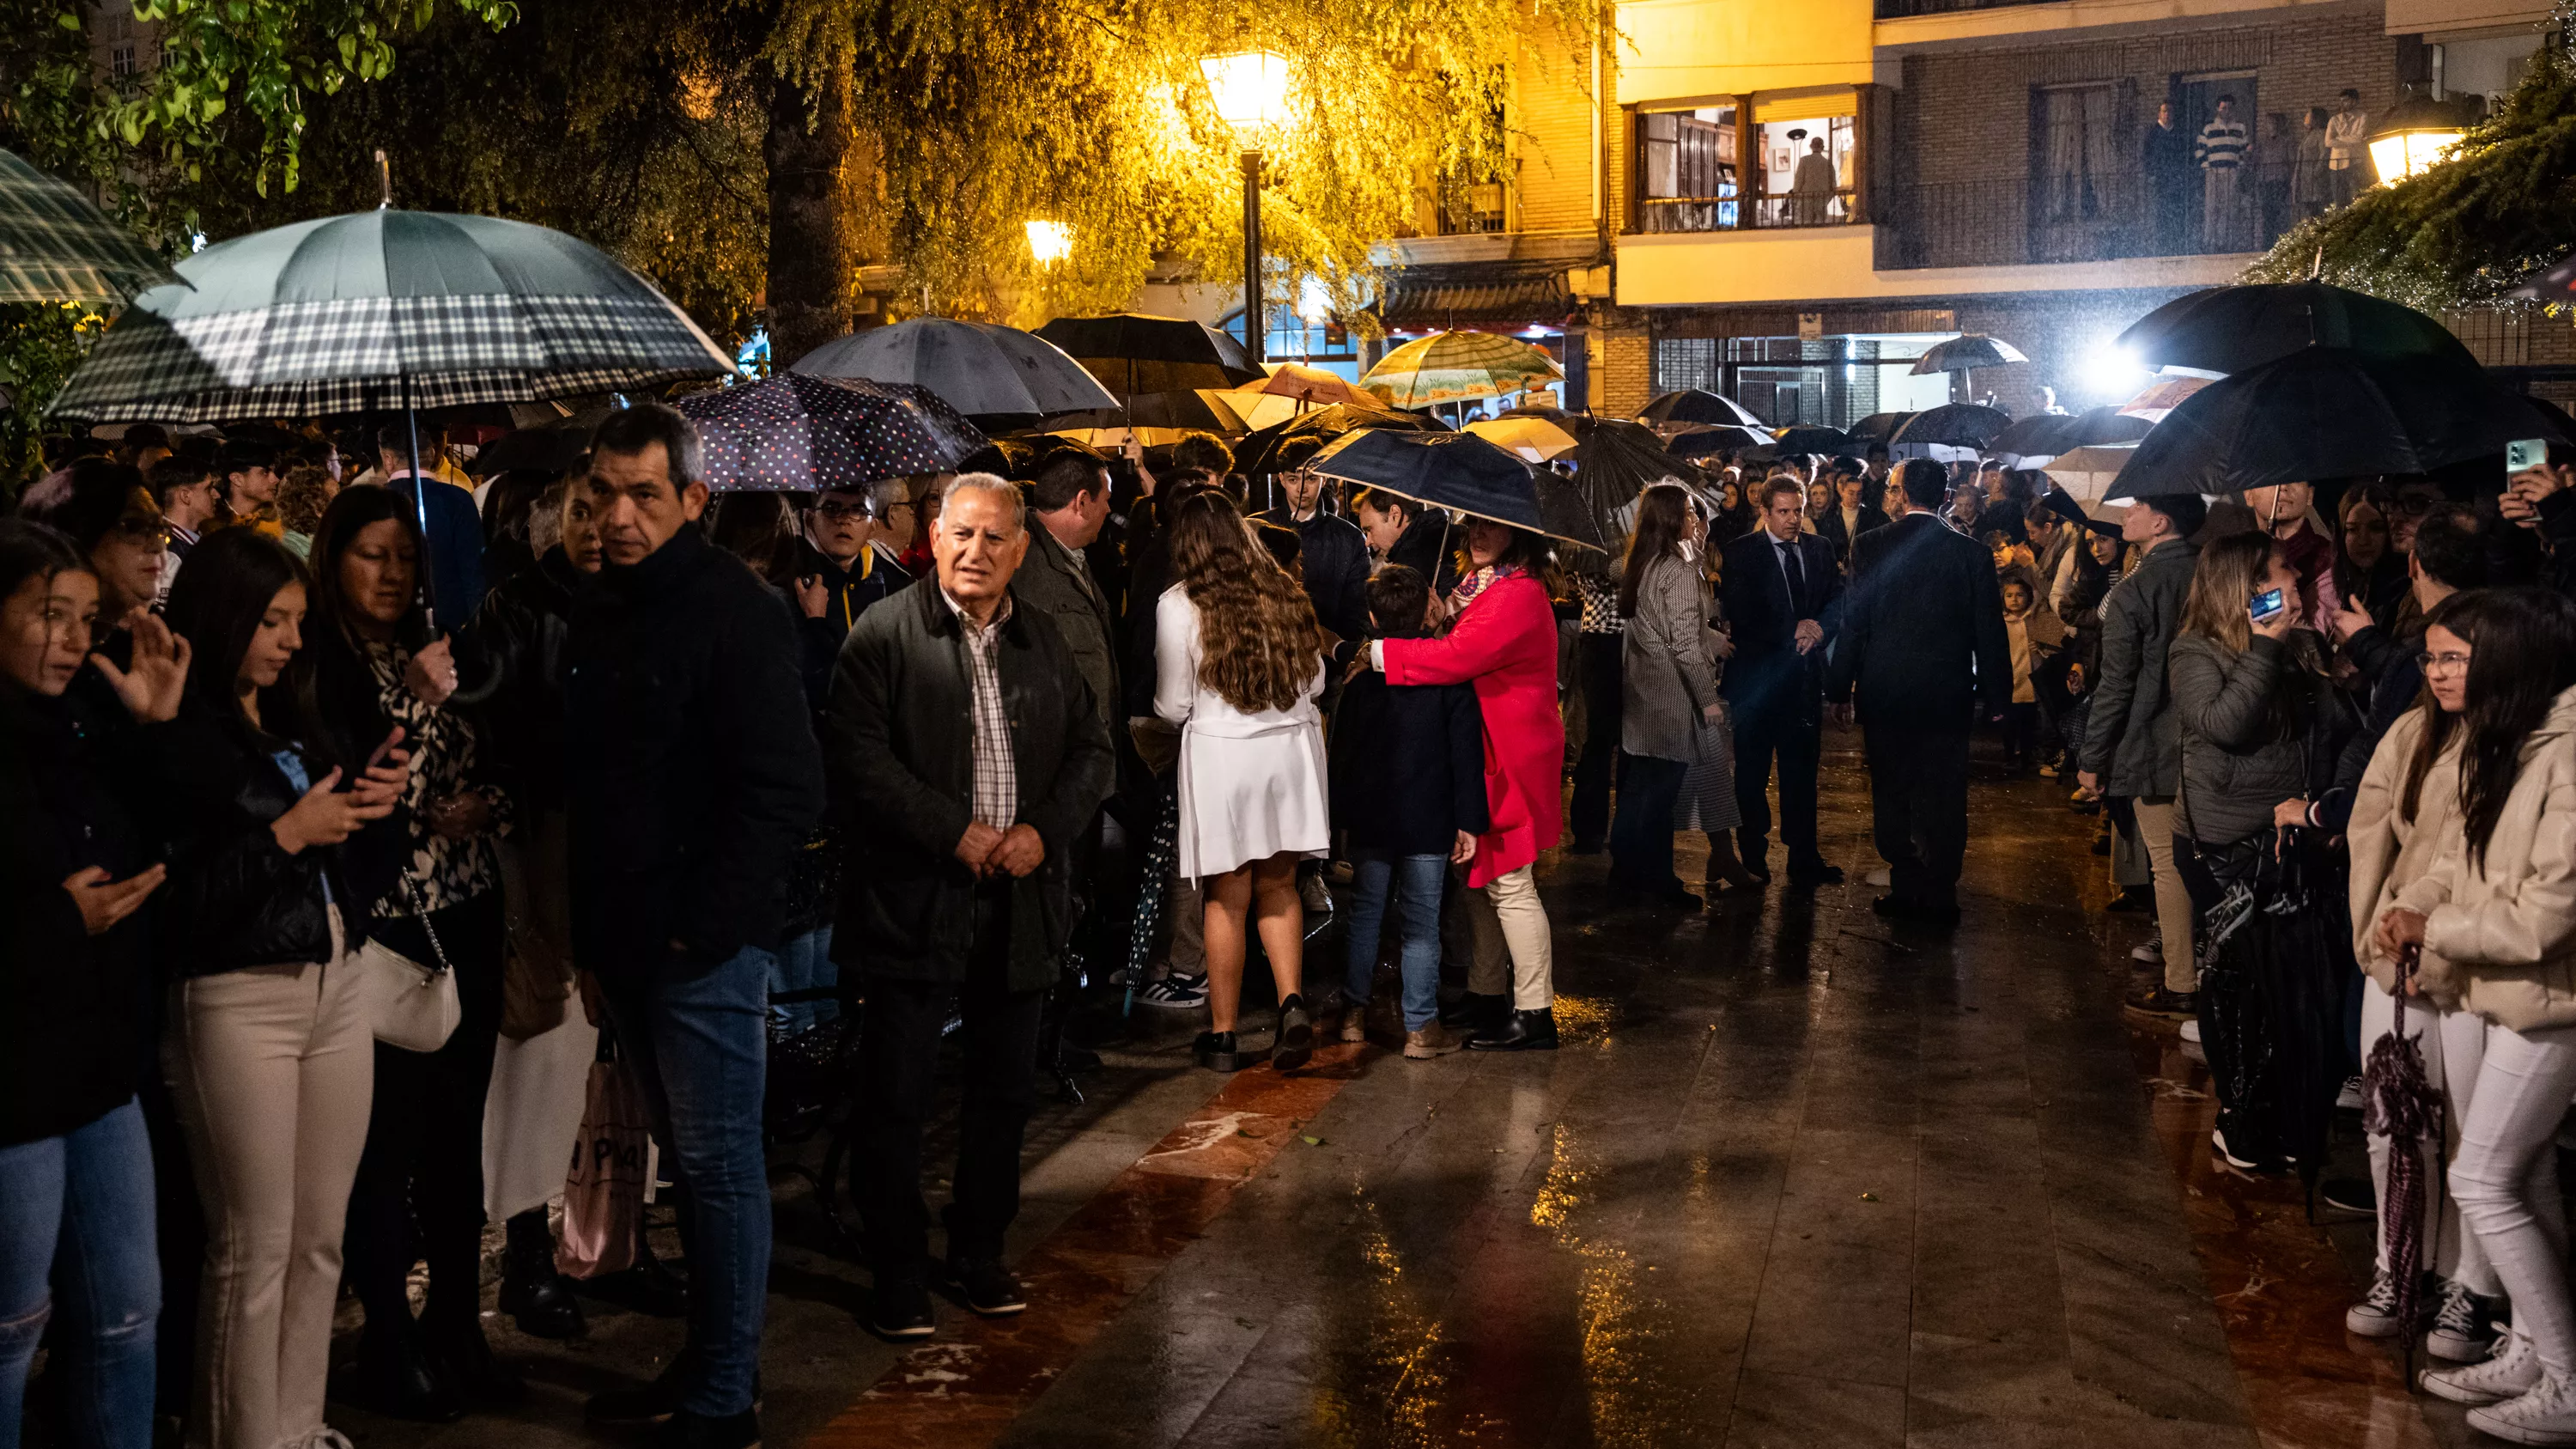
[1370,259,1579,331]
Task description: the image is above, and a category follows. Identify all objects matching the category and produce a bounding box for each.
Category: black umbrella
[1772,425,1851,454]
[2106,348,2574,501]
[2266,832,2353,1209]
[1306,428,1599,549]
[1911,334,2027,374]
[672,374,987,492]
[1987,405,2150,466]
[1033,313,1263,398]
[1564,425,1693,539]
[1539,475,1608,558]
[471,418,593,478]
[1047,389,1242,436]
[2114,283,2477,376]
[1846,411,1917,444]
[1637,388,1766,429]
[1235,403,1440,477]
[791,316,1115,424]
[1665,423,1771,458]
[1891,404,2011,449]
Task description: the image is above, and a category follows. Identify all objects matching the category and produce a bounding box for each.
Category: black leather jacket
[471,546,584,814]
[153,699,408,978]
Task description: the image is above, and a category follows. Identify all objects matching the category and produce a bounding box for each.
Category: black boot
[335,1316,464,1423]
[1464,1008,1559,1052]
[1437,991,1507,1032]
[497,1207,586,1340]
[1273,994,1314,1072]
[422,1306,525,1408]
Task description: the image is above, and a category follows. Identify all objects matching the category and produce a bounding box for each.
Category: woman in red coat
[1370,519,1564,1050]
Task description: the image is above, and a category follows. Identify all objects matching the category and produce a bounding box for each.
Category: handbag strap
[397,875,456,977]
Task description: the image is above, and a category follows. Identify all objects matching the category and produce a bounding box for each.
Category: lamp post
[1200,51,1291,367]
[2366,88,2477,185]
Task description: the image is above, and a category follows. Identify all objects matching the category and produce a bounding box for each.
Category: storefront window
[1637,106,1738,234]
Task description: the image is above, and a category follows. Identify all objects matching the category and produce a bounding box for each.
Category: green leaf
[54,11,79,29]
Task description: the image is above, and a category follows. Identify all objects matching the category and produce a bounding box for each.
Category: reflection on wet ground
[325,730,2460,1449]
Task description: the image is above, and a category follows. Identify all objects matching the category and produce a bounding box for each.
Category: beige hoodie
[2394,685,2576,1033]
[2348,705,2463,1000]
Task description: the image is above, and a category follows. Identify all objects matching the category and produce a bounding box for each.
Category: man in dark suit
[1815,465,1890,571]
[1826,458,2011,924]
[1719,475,1845,886]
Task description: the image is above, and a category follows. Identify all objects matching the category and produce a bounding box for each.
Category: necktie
[1780,539,1804,614]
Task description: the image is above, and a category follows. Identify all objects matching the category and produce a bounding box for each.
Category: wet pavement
[331,724,2471,1449]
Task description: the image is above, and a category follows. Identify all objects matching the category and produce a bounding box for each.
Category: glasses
[114,516,172,546]
[814,500,874,521]
[2389,494,2444,518]
[2417,650,2474,675]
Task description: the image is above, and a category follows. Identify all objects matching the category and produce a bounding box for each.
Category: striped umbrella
[46,209,732,422]
[0,149,179,302]
[1362,330,1564,408]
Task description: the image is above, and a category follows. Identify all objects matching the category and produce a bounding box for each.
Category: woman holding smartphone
[2166,530,2354,1172]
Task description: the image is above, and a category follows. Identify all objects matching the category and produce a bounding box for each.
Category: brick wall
[1594,309,1655,416]
[1515,19,1601,233]
[1895,8,2398,190]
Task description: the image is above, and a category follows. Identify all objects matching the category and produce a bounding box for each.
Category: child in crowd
[1999,572,2063,773]
[1329,565,1488,1058]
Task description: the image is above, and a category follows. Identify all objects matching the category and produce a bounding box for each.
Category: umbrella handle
[403,374,438,635]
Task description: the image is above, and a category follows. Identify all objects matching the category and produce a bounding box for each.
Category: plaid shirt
[943,588,1017,831]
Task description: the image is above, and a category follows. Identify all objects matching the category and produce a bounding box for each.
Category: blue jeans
[600,948,769,1418]
[1,1099,159,1449]
[1344,850,1448,1032]
[761,925,838,1033]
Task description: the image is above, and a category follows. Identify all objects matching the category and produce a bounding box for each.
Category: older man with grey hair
[826,471,1115,1341]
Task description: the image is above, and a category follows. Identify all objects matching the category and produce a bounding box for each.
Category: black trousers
[1569,633,1625,845]
[1863,724,1971,910]
[1733,696,1823,867]
[344,886,507,1331]
[857,889,1045,1282]
[1607,752,1688,892]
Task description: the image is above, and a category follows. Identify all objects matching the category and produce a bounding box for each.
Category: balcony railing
[1637,186,1858,234]
[1874,170,2302,269]
[1875,0,2057,18]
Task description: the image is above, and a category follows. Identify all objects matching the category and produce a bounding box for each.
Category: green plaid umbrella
[0,149,179,302]
[1362,329,1564,409]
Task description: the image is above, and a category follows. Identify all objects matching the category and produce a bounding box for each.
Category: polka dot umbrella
[674,373,989,492]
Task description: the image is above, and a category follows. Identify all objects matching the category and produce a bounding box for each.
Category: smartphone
[2248,588,2287,625]
[2508,438,2550,475]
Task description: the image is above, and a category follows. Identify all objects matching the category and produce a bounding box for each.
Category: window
[1653,337,1722,393]
[109,45,137,76]
[1637,106,1738,234]
[1749,110,1856,228]
[2036,85,2116,222]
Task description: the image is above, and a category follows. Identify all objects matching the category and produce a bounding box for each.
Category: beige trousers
[1465,866,1555,1010]
[2132,798,2198,995]
[163,915,374,1449]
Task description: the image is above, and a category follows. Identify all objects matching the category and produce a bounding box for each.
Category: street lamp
[1024,219,1072,268]
[1200,50,1291,366]
[2367,89,2477,184]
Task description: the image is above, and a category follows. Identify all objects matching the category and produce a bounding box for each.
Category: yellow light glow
[2367,129,2464,184]
[1024,219,1072,267]
[1200,51,1291,132]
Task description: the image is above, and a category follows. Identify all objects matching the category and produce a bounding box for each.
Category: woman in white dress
[1153,491,1331,1073]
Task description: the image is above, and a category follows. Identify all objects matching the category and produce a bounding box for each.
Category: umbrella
[1495,405,1665,452]
[1362,330,1564,409]
[1662,423,1771,458]
[1986,405,2150,466]
[1890,404,2011,449]
[471,417,595,478]
[1911,334,2028,374]
[1564,424,1698,537]
[1637,388,1766,429]
[1538,475,1608,560]
[0,148,182,302]
[1234,362,1375,408]
[1306,428,1598,549]
[2105,348,2575,502]
[2118,373,2214,423]
[1234,403,1442,477]
[2365,943,2445,1379]
[672,374,987,493]
[1771,424,1852,454]
[1048,389,1239,436]
[789,317,1115,423]
[1846,411,1917,444]
[2040,446,2140,509]
[47,210,732,423]
[2265,832,2354,1210]
[1033,313,1261,398]
[1466,416,1579,461]
[2114,282,2477,375]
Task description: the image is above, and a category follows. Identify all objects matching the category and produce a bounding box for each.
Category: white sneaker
[1138,972,1209,1009]
[2179,1019,2202,1045]
[2336,1075,2366,1111]
[2468,1373,2576,1443]
[2427,1330,2544,1406]
[1864,868,1892,887]
[2130,937,2164,964]
[2344,1270,2405,1337]
[2427,1279,2500,1361]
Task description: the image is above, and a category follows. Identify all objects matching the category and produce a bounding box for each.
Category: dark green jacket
[1011,523,1119,738]
[824,577,1115,991]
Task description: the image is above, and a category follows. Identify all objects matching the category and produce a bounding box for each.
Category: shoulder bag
[354,875,462,1052]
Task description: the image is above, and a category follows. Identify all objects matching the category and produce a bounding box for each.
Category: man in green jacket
[825,473,1115,1341]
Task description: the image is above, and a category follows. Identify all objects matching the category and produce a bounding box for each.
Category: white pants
[1465,866,1554,1010]
[2361,981,2497,1291]
[2451,1023,2576,1377]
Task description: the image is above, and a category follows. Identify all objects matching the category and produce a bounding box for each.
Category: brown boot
[1704,832,1764,892]
[1404,1023,1465,1059]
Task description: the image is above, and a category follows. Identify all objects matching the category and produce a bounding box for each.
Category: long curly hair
[1166,489,1322,714]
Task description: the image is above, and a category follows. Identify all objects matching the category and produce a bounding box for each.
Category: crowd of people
[15,392,2576,1449]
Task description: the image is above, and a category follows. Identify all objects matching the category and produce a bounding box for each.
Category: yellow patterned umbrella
[1362,330,1564,408]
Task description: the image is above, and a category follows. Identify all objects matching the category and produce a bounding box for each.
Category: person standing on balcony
[2325,89,2370,207]
[1789,136,1838,225]
[2142,100,2193,253]
[2294,107,2334,218]
[2196,94,2254,252]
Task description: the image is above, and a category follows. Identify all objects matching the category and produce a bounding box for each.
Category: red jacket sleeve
[1383,578,1541,686]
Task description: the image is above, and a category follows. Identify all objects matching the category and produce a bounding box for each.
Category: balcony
[1637,187,1860,234]
[1874,171,2290,269]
